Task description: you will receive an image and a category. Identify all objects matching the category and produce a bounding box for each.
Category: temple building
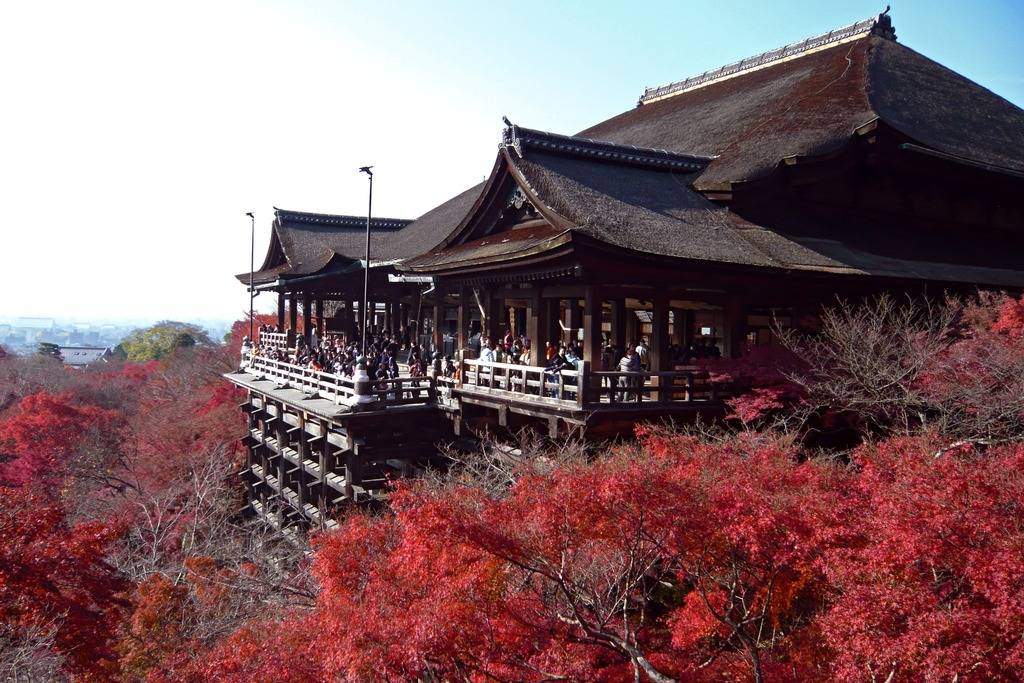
[226,11,1024,529]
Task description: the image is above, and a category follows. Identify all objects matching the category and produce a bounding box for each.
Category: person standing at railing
[635,336,650,372]
[240,336,253,371]
[544,349,572,397]
[616,346,641,401]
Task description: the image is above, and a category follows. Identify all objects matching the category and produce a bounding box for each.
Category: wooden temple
[225,11,1024,529]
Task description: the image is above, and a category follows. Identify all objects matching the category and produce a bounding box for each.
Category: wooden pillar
[456,287,469,352]
[317,424,331,512]
[294,413,306,508]
[544,298,560,349]
[724,295,747,359]
[610,297,627,357]
[650,293,670,372]
[525,287,543,366]
[340,301,351,339]
[288,292,298,345]
[567,299,582,345]
[315,297,324,338]
[582,288,603,401]
[432,290,444,354]
[409,290,421,343]
[624,302,638,348]
[670,306,685,345]
[301,291,312,346]
[277,291,285,330]
[486,290,504,342]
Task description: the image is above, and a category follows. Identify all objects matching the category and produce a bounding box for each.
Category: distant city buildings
[0,317,233,356]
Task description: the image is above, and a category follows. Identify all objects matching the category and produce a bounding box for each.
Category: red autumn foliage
[3,295,1024,681]
[172,423,1024,682]
[0,486,128,680]
[0,392,123,487]
[701,345,807,425]
[818,437,1024,681]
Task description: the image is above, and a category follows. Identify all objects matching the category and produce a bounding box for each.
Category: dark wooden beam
[525,287,542,367]
[650,292,670,372]
[610,297,627,356]
[302,292,312,347]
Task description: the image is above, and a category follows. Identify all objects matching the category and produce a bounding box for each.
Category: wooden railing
[242,354,724,414]
[245,354,437,410]
[590,368,719,404]
[246,355,356,403]
[258,331,292,352]
[370,376,435,406]
[459,358,587,409]
[457,359,723,409]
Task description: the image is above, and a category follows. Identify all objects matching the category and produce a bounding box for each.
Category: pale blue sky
[2,0,1021,321]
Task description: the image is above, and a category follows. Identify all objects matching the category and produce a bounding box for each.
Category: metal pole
[359,166,374,355]
[246,212,255,341]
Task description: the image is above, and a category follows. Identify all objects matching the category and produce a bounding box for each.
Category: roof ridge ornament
[638,8,896,106]
[501,116,524,158]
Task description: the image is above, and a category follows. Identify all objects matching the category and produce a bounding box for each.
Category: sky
[2,0,1022,322]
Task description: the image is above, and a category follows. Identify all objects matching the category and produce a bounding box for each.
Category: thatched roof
[580,15,1024,187]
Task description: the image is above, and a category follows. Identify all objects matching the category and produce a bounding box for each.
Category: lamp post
[358,166,374,356]
[246,211,255,341]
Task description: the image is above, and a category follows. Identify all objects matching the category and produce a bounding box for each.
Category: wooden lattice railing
[459,358,587,409]
[244,355,435,408]
[458,359,722,409]
[258,331,292,352]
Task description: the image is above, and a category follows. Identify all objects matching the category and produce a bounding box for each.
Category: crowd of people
[241,323,722,400]
[244,324,430,385]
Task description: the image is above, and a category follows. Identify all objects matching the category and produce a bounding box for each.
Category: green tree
[37,342,62,360]
[117,321,213,362]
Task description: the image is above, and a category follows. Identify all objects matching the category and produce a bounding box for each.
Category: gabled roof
[401,125,830,272]
[400,123,1024,287]
[580,11,1024,188]
[241,209,413,285]
[240,190,494,286]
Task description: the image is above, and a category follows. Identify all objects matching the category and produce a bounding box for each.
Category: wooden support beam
[670,307,685,346]
[288,292,298,346]
[566,299,582,345]
[457,287,470,353]
[432,289,445,354]
[585,286,598,403]
[318,424,330,513]
[525,287,543,366]
[543,297,560,351]
[295,412,306,508]
[582,287,603,398]
[315,298,324,340]
[302,292,312,347]
[625,303,639,350]
[277,291,285,330]
[723,295,747,359]
[486,289,505,342]
[650,292,670,372]
[610,297,627,357]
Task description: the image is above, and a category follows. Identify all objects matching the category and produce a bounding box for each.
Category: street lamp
[359,166,373,355]
[246,212,255,341]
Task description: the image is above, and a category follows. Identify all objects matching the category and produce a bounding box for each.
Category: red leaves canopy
[0,487,127,680]
[175,428,1024,682]
[0,392,122,487]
